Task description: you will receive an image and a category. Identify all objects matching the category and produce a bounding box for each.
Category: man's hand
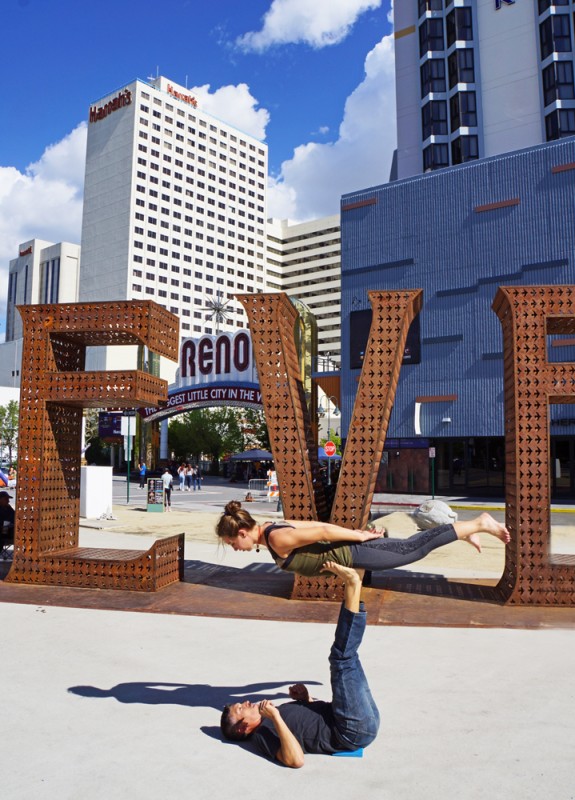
[288,683,310,703]
[258,699,280,719]
[258,699,305,768]
[359,528,385,541]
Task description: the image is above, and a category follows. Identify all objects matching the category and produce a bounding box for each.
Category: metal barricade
[248,479,268,497]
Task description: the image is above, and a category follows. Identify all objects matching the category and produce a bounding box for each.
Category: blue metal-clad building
[340,139,575,496]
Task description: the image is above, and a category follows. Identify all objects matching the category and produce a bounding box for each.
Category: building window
[419,18,444,56]
[422,100,448,138]
[542,60,575,106]
[418,0,442,16]
[545,107,575,139]
[451,135,478,164]
[539,0,569,12]
[448,47,475,88]
[540,15,571,60]
[450,91,477,130]
[446,7,473,48]
[420,58,446,97]
[423,142,449,171]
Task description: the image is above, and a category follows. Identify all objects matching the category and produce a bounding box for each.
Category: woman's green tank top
[281,542,352,576]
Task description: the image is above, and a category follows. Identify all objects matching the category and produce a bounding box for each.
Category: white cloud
[237,0,382,51]
[268,32,396,222]
[0,123,87,336]
[189,83,270,140]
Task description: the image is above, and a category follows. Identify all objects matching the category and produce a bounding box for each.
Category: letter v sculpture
[238,290,423,600]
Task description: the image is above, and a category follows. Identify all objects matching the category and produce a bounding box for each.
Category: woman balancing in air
[216,501,510,577]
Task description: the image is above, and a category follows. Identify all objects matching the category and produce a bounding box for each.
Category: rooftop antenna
[185,74,188,88]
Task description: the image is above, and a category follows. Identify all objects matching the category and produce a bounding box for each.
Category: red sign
[19,246,32,256]
[324,441,337,457]
[167,84,198,108]
[89,89,132,123]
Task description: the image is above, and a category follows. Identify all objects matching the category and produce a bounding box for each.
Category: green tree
[0,400,19,465]
[239,408,271,452]
[168,408,244,470]
[82,409,111,466]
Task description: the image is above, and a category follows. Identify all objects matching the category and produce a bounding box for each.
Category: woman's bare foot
[465,533,480,553]
[461,513,510,553]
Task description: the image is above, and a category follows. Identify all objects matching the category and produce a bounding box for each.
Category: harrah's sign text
[167,84,198,108]
[89,89,132,123]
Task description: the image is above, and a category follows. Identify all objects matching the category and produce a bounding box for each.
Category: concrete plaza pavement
[2,478,575,799]
[3,600,574,800]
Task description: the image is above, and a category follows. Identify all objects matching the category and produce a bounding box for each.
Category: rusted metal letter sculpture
[6,301,184,591]
[237,292,330,523]
[239,290,423,600]
[494,286,575,605]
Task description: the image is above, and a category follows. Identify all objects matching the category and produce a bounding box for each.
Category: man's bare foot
[463,513,510,553]
[321,561,361,587]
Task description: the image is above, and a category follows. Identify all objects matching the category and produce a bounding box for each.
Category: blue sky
[0,0,397,335]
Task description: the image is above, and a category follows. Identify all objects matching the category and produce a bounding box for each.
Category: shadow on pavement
[183,559,294,599]
[67,679,322,709]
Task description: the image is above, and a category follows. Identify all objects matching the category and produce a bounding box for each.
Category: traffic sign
[429,447,436,458]
[324,441,337,457]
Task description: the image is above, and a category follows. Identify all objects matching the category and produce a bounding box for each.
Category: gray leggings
[348,524,457,571]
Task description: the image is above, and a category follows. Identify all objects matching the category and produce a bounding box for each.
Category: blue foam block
[332,748,364,758]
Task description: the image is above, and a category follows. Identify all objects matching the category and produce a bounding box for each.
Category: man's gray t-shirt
[251,701,339,761]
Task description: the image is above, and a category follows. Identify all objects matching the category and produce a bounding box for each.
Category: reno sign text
[179,330,257,385]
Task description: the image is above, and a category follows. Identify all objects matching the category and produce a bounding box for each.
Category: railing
[248,479,269,497]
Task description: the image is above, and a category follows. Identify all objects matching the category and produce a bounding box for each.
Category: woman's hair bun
[225,500,242,515]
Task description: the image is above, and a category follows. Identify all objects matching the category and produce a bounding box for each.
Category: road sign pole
[324,440,337,486]
[127,431,131,504]
[429,446,436,499]
[122,411,136,505]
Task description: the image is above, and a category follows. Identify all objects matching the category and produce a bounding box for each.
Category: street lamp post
[317,395,340,486]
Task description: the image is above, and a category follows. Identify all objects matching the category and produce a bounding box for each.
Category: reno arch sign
[180,330,253,382]
[142,330,262,422]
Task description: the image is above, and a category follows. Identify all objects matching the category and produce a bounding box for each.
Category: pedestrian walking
[138,461,147,490]
[162,467,173,511]
[185,463,193,492]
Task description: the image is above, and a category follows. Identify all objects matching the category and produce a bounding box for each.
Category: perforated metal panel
[238,293,330,523]
[241,291,423,600]
[6,301,184,591]
[494,286,575,605]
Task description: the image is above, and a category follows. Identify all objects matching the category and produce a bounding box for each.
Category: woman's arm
[268,520,383,556]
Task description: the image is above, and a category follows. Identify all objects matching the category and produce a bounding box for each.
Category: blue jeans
[330,602,380,750]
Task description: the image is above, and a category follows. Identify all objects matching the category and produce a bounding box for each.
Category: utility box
[80,466,113,518]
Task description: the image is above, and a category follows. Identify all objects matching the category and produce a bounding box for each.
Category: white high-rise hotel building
[80,76,268,377]
[394,0,575,178]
